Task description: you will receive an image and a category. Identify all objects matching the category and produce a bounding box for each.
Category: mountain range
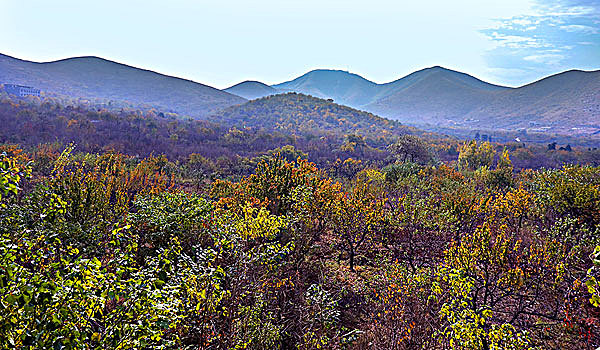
[0,53,245,118]
[228,67,600,136]
[1,53,599,137]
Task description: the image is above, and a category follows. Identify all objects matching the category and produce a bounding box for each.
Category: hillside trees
[458,140,495,171]
[328,178,385,272]
[388,135,433,164]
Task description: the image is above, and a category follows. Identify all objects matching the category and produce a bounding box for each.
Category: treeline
[2,95,599,173]
[1,143,600,349]
[0,96,390,168]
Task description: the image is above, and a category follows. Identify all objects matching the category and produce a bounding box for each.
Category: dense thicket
[1,142,600,349]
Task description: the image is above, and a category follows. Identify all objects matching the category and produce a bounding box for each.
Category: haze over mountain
[2,52,598,138]
[0,53,245,118]
[229,67,509,108]
[224,81,278,100]
[272,69,384,107]
[365,68,600,135]
[462,70,600,133]
[364,66,511,124]
[227,66,599,136]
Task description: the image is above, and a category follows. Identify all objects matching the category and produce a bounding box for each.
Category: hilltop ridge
[0,53,245,118]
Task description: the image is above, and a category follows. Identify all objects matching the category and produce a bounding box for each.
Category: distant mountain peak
[307,68,345,73]
[305,68,354,75]
[279,69,377,83]
[224,80,278,100]
[226,80,272,89]
[271,69,380,107]
[54,55,107,61]
[270,65,511,109]
[36,55,134,68]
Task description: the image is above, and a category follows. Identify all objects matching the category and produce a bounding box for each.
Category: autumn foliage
[1,140,600,349]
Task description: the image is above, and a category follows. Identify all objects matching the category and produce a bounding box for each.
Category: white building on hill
[3,84,41,97]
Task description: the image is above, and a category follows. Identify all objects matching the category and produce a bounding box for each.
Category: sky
[1,0,598,89]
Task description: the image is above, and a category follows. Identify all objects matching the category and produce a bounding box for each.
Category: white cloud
[512,18,533,26]
[523,53,565,65]
[481,0,599,86]
[535,3,598,17]
[560,24,599,33]
[488,32,549,49]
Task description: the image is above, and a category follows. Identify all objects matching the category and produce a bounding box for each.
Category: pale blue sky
[1,0,598,88]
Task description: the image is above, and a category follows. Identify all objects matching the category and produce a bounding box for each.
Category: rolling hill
[0,53,245,118]
[268,67,508,110]
[368,68,600,135]
[224,80,278,100]
[364,66,511,124]
[209,92,419,141]
[462,69,600,134]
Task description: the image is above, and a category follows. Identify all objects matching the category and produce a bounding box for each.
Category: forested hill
[0,53,246,118]
[210,92,421,142]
